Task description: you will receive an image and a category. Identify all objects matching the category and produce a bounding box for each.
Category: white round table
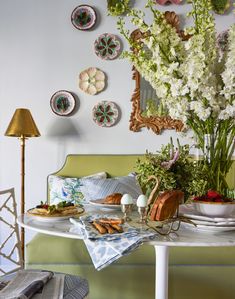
[17,212,235,299]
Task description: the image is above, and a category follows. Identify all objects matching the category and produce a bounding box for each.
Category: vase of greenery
[118,0,235,199]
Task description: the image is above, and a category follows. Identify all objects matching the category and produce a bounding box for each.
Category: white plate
[179,204,235,223]
[27,207,84,222]
[188,218,235,227]
[89,200,121,210]
[182,222,235,232]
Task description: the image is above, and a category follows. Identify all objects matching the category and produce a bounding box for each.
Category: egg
[136,195,148,207]
[121,194,133,204]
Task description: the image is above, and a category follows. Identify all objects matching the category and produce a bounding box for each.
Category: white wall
[0,0,234,245]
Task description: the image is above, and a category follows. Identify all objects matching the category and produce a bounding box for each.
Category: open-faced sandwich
[28,201,83,217]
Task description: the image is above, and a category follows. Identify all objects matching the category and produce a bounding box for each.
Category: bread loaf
[150,190,184,221]
[103,193,122,205]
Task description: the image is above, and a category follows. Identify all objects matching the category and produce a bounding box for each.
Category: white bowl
[194,201,235,217]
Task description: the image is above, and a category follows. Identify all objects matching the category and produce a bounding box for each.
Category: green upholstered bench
[26,155,235,299]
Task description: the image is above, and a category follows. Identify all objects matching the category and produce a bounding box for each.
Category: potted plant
[135,139,209,204]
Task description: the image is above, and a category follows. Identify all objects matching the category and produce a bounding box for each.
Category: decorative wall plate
[79,67,106,95]
[92,101,119,127]
[50,90,76,116]
[71,5,97,30]
[94,33,121,60]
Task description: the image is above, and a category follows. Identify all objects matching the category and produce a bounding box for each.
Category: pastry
[109,223,123,233]
[92,221,107,234]
[91,218,124,234]
[103,193,122,205]
[99,217,124,225]
[101,223,116,234]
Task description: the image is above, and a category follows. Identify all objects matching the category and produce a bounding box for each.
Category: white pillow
[48,172,107,205]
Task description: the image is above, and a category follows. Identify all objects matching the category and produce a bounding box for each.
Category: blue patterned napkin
[70,214,156,271]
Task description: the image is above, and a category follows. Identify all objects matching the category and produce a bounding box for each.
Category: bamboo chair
[0,188,23,276]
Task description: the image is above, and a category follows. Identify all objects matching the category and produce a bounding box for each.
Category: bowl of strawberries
[193,190,235,217]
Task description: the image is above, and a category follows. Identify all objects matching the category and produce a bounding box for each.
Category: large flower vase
[197,133,235,197]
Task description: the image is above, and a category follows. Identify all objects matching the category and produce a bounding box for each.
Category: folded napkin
[0,270,54,299]
[70,214,156,271]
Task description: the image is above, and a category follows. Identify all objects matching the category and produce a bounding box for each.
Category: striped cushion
[81,176,143,200]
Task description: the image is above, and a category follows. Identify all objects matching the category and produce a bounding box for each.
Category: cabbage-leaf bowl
[193,190,235,217]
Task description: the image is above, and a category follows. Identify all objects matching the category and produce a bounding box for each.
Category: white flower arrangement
[118,0,235,195]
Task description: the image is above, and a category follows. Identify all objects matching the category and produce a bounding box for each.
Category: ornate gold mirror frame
[129,12,189,135]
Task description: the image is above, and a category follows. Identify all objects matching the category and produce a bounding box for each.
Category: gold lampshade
[5,108,40,137]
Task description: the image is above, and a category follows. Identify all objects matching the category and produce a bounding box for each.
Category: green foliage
[107,0,130,16]
[135,139,209,202]
[211,0,230,14]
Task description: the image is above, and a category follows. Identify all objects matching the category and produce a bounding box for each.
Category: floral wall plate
[94,33,121,60]
[50,90,76,116]
[92,101,119,127]
[79,67,106,95]
[71,5,97,30]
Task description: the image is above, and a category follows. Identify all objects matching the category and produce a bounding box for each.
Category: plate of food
[89,193,122,210]
[27,201,84,222]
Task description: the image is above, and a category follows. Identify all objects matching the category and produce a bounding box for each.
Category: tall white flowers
[118,0,235,125]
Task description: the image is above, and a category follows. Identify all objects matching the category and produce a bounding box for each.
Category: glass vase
[200,133,234,196]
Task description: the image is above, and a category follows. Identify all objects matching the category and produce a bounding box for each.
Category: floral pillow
[81,176,143,201]
[48,172,107,205]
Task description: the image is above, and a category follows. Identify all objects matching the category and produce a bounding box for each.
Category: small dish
[193,201,235,217]
[182,222,235,233]
[92,101,119,127]
[71,5,97,30]
[89,200,121,210]
[94,33,121,60]
[50,90,76,116]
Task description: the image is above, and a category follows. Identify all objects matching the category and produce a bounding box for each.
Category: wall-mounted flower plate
[94,33,121,60]
[71,5,97,30]
[79,67,106,95]
[92,101,119,127]
[50,90,76,116]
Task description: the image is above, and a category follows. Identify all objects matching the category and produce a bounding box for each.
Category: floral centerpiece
[118,0,235,199]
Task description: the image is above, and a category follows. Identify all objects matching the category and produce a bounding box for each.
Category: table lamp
[5,108,40,262]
